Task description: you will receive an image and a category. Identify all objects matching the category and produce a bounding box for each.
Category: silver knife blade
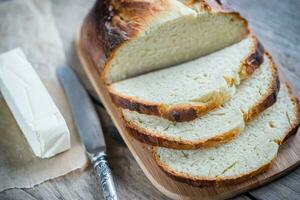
[57,66,106,155]
[57,66,119,200]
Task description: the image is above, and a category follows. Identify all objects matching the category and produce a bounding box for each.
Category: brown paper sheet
[0,0,88,191]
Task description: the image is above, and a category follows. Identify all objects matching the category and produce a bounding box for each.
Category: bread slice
[122,54,279,149]
[80,0,250,84]
[152,84,300,186]
[109,37,264,122]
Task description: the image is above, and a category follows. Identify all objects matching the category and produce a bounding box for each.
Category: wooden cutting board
[75,28,300,200]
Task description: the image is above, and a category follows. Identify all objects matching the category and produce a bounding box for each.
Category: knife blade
[57,66,118,200]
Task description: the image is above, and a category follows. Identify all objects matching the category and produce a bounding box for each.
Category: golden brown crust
[124,115,242,150]
[80,0,250,84]
[184,0,223,11]
[109,89,225,122]
[108,36,264,122]
[278,83,300,144]
[95,0,170,53]
[240,38,265,79]
[151,83,300,186]
[80,0,172,82]
[244,52,279,122]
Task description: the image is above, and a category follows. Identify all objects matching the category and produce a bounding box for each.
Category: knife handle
[92,152,119,200]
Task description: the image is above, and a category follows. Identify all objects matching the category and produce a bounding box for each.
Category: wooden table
[1,0,300,199]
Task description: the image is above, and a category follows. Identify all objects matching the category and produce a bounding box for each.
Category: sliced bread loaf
[109,37,264,122]
[80,0,250,83]
[152,84,300,186]
[122,54,279,149]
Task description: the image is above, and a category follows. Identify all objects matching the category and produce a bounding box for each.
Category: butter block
[0,48,71,158]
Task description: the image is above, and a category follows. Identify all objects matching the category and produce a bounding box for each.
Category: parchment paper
[0,0,88,191]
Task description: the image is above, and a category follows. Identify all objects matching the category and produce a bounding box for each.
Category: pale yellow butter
[0,48,70,158]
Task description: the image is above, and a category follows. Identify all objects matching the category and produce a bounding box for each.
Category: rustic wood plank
[0,190,38,200]
[250,168,300,200]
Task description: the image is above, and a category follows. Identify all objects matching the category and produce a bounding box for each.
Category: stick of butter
[0,48,71,158]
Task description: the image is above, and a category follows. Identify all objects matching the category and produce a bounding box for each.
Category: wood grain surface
[1,0,300,199]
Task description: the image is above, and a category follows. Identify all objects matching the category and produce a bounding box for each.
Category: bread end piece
[151,84,300,186]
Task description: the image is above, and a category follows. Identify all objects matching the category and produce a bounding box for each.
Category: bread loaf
[152,84,300,186]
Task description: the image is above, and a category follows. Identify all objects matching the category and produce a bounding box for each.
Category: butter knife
[57,66,118,200]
